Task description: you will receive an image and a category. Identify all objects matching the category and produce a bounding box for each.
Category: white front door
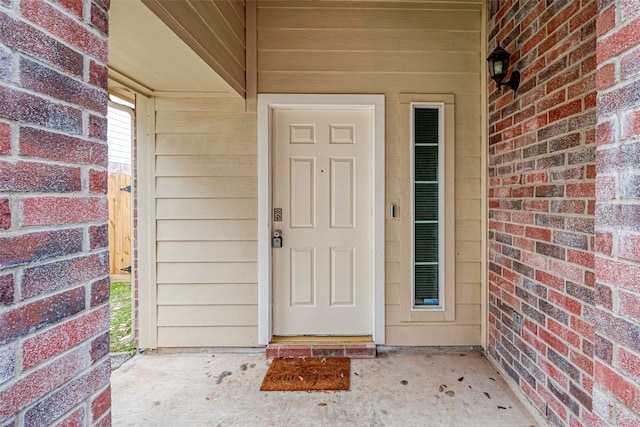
[272,108,373,336]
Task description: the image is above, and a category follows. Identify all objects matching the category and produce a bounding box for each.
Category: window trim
[399,94,455,323]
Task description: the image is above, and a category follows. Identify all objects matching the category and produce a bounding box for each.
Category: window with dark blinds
[413,106,442,307]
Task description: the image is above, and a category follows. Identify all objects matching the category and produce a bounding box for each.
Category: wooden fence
[108,174,132,274]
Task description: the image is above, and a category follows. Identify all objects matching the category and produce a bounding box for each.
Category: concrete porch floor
[110,350,540,426]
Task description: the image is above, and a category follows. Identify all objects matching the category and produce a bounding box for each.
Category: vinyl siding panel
[258,0,484,346]
[156,220,257,241]
[154,96,258,347]
[157,262,257,284]
[260,51,479,73]
[258,5,479,31]
[157,326,259,348]
[157,284,257,305]
[158,305,258,327]
[156,155,257,177]
[157,242,257,262]
[156,177,257,198]
[258,28,479,52]
[156,135,256,154]
[259,74,480,95]
[155,112,250,134]
[385,325,481,346]
[156,199,256,220]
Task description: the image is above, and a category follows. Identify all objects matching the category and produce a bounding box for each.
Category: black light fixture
[487,41,520,92]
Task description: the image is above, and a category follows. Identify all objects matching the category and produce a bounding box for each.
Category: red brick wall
[593,0,640,424]
[0,0,111,424]
[487,1,598,426]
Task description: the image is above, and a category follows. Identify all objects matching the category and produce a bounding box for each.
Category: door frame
[257,94,385,345]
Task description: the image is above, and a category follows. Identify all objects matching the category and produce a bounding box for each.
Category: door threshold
[266,336,376,359]
[271,336,373,344]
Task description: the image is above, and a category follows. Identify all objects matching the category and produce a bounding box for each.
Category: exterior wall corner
[0,0,111,424]
[593,0,640,425]
[486,0,599,425]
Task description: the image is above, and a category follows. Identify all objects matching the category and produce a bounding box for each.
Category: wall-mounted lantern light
[487,41,520,92]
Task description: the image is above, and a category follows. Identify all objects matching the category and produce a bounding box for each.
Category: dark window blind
[414,107,440,306]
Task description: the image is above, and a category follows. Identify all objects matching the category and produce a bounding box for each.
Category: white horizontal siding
[157,283,257,305]
[154,97,258,347]
[149,0,485,347]
[157,326,258,347]
[107,105,132,166]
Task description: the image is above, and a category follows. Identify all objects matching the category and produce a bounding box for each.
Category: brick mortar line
[5,224,108,240]
[0,80,108,119]
[0,247,109,277]
[0,43,108,91]
[13,304,111,373]
[2,1,109,50]
[0,291,109,339]
[0,53,108,93]
[0,158,107,172]
[0,116,110,149]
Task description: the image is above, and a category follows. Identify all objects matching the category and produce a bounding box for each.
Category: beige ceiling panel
[142,0,246,97]
[109,0,237,95]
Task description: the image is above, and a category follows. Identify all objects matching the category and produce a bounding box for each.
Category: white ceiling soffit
[108,0,237,96]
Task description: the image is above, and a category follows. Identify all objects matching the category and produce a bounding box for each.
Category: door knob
[272,230,282,248]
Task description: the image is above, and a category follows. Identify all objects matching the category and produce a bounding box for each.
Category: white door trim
[258,94,385,345]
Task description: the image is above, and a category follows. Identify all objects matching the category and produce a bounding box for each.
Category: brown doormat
[260,357,350,391]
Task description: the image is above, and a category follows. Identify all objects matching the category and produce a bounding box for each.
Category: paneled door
[272,108,373,335]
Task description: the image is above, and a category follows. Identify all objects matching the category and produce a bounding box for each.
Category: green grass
[109,281,136,353]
